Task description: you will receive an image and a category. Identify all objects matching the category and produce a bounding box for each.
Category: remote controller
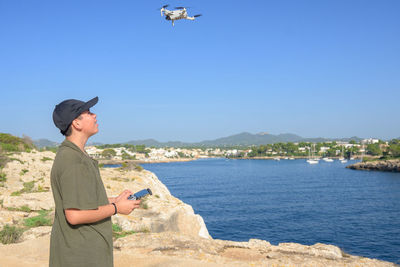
[128,188,152,200]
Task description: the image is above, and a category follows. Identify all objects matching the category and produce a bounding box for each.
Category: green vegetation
[101,148,117,159]
[112,223,135,239]
[39,147,58,153]
[7,205,31,212]
[135,165,143,172]
[366,143,381,156]
[361,139,400,162]
[0,133,36,152]
[24,210,52,228]
[0,209,53,244]
[0,172,6,183]
[0,224,24,244]
[20,169,29,176]
[229,139,400,160]
[97,144,146,152]
[0,153,9,169]
[110,177,130,182]
[388,139,400,157]
[41,156,53,162]
[11,181,36,196]
[177,151,189,158]
[8,157,24,164]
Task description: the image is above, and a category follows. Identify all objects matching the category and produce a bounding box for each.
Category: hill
[126,132,364,147]
[0,133,36,152]
[34,132,366,148]
[33,139,59,149]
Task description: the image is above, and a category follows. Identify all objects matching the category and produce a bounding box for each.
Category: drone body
[160,5,201,26]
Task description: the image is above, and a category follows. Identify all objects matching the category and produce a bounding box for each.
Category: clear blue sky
[1,0,399,144]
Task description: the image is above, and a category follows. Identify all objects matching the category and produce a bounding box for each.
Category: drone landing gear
[172,20,175,26]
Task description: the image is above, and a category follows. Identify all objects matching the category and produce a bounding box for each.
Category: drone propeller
[175,6,186,10]
[162,4,169,8]
[193,14,202,18]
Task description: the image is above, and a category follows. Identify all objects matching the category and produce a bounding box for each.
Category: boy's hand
[114,190,132,203]
[115,193,141,215]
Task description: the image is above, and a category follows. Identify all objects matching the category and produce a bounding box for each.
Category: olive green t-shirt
[49,140,113,267]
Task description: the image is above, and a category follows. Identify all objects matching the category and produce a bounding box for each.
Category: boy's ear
[71,119,82,130]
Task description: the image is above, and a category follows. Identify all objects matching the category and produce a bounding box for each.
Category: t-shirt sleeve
[59,162,99,210]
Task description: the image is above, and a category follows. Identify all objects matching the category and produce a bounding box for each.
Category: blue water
[142,158,400,264]
[103,164,122,168]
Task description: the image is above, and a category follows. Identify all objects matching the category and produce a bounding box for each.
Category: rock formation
[0,151,396,266]
[347,159,400,172]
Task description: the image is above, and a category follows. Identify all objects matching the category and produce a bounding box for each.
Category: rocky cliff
[347,159,400,172]
[0,151,396,266]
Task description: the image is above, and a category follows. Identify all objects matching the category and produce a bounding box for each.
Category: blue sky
[1,0,399,143]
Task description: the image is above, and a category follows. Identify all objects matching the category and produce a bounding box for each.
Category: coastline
[347,159,400,172]
[98,158,199,165]
[0,150,397,266]
[99,156,364,165]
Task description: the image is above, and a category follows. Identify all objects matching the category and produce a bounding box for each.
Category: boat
[339,146,347,163]
[289,157,295,160]
[322,157,334,162]
[273,157,280,161]
[307,144,319,164]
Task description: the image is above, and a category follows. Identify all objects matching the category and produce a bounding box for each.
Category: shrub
[0,133,36,152]
[0,224,23,244]
[135,165,143,172]
[8,157,24,164]
[0,153,9,168]
[41,157,53,162]
[11,181,36,196]
[20,169,29,176]
[24,210,52,228]
[7,205,32,212]
[0,172,6,182]
[102,149,116,159]
[112,223,135,239]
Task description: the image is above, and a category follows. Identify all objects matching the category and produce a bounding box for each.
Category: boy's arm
[65,190,139,225]
[65,204,115,225]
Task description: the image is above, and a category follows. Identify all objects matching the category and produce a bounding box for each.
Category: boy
[50,96,140,266]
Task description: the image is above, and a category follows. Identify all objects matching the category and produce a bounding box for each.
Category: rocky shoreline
[347,159,400,172]
[0,151,397,266]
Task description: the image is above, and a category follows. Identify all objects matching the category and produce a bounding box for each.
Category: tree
[388,139,400,158]
[367,144,382,156]
[101,149,116,159]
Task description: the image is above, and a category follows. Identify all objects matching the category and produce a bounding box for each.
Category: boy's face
[78,109,98,137]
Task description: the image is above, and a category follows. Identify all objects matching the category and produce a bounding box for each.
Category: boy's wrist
[111,203,117,215]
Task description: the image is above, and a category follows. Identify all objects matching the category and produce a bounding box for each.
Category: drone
[160,5,202,26]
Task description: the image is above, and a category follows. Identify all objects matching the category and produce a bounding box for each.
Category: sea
[141,158,400,264]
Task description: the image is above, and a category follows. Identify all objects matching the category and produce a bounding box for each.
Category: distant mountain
[34,139,59,148]
[36,133,366,148]
[126,139,190,147]
[125,132,364,148]
[195,132,303,147]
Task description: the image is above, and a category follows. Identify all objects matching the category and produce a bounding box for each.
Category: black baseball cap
[53,96,98,134]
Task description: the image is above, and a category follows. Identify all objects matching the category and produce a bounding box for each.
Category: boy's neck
[66,134,88,153]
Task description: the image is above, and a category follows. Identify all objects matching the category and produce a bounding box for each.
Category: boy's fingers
[123,190,132,195]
